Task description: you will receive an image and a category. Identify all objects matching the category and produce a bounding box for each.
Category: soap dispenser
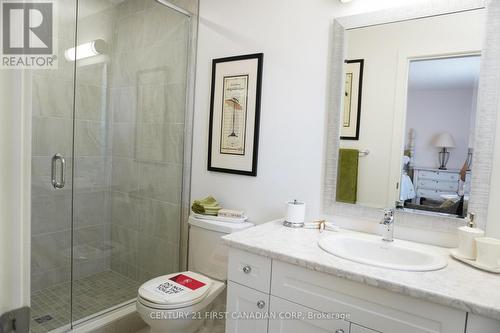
[457,213,485,259]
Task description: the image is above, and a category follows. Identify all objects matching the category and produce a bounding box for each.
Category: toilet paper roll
[285,200,306,224]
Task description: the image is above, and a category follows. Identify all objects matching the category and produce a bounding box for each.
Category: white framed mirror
[324,0,500,231]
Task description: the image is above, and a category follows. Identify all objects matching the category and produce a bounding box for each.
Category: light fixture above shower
[64,39,106,61]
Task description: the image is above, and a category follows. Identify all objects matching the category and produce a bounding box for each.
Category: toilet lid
[138,271,212,309]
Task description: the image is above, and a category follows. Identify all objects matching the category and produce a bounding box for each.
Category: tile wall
[108,0,189,282]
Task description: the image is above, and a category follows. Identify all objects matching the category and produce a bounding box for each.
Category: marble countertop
[222,220,500,320]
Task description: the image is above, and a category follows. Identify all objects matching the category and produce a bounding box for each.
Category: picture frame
[208,53,263,176]
[341,59,364,140]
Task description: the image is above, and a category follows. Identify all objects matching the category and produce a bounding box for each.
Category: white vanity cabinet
[466,314,500,333]
[268,296,350,333]
[225,281,269,333]
[225,248,473,333]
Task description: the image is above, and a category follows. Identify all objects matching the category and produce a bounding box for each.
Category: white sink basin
[318,233,447,271]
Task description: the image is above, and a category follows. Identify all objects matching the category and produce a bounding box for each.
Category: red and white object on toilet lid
[138,271,213,309]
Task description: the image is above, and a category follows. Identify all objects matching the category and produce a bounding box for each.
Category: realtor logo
[1,0,57,68]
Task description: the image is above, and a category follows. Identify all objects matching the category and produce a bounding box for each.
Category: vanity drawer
[228,248,272,293]
[268,295,350,333]
[271,260,466,333]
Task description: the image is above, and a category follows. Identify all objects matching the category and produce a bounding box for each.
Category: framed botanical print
[341,59,364,140]
[208,53,263,176]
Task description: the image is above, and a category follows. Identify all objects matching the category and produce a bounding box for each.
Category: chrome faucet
[380,208,395,242]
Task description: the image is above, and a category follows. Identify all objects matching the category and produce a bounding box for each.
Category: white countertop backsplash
[223,220,500,320]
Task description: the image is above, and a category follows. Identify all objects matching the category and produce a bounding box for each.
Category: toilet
[136,216,253,333]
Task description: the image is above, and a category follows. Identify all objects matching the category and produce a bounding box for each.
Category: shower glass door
[30,0,191,331]
[30,0,77,332]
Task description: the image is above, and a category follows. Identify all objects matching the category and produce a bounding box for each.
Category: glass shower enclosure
[29,0,193,331]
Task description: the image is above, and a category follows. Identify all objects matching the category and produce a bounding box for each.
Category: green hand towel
[191,202,206,214]
[192,196,222,215]
[193,196,218,206]
[336,149,359,204]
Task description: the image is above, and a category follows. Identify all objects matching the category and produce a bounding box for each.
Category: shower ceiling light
[339,0,353,3]
[64,39,106,61]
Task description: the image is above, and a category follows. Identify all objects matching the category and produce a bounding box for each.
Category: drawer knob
[257,300,265,309]
[242,265,252,274]
[335,330,344,333]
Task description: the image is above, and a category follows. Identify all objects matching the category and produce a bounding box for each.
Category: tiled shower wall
[31,0,190,292]
[108,0,189,282]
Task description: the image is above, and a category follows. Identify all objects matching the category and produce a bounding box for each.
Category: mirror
[335,8,486,218]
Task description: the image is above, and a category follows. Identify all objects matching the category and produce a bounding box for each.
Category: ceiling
[408,55,481,91]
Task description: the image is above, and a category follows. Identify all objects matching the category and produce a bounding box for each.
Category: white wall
[340,10,484,208]
[191,0,491,223]
[406,87,477,170]
[191,0,454,223]
[0,71,29,313]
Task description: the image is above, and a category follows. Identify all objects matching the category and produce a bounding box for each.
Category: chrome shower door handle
[51,153,66,189]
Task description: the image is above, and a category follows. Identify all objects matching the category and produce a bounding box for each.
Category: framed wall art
[208,53,263,176]
[341,59,364,140]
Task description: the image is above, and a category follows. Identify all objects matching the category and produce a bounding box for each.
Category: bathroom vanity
[223,221,500,333]
[221,1,500,332]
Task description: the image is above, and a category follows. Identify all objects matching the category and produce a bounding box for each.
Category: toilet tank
[188,216,253,281]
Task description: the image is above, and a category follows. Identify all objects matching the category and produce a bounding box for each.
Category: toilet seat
[138,271,213,310]
[136,279,226,333]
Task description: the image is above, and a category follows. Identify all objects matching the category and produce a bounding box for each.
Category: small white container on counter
[457,213,484,259]
[476,237,500,269]
[283,200,306,228]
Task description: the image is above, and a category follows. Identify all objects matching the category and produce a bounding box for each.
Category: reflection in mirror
[335,8,486,220]
[400,56,480,217]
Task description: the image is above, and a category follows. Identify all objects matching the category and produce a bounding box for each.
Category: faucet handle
[380,208,394,225]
